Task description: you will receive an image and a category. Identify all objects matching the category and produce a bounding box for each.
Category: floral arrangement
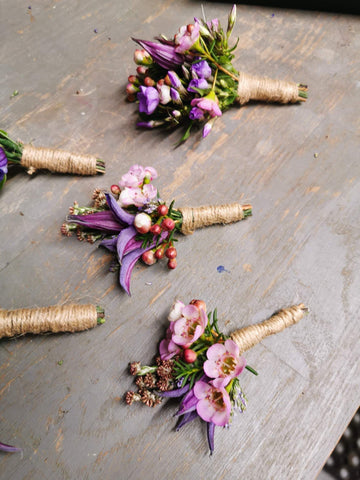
[125,300,308,454]
[0,129,105,189]
[62,164,252,295]
[126,5,308,142]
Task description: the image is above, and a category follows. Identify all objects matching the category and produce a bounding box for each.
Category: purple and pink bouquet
[62,165,252,295]
[125,300,307,454]
[127,5,308,143]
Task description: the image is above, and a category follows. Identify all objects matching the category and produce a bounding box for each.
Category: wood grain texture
[0,1,359,479]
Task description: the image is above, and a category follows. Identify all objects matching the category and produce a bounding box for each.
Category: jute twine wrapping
[230,304,306,355]
[0,304,98,338]
[179,203,245,236]
[236,72,299,105]
[21,145,98,175]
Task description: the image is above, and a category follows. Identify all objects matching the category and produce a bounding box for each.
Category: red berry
[187,24,195,33]
[150,224,161,235]
[141,250,156,265]
[157,204,169,216]
[134,212,152,234]
[155,246,165,259]
[183,349,197,363]
[167,258,177,270]
[190,299,206,313]
[128,75,138,84]
[136,66,147,75]
[162,217,175,231]
[165,247,177,259]
[110,184,121,195]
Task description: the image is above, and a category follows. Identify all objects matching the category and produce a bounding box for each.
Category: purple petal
[176,387,198,416]
[132,38,184,70]
[176,411,199,431]
[67,211,123,233]
[99,236,118,252]
[119,232,168,294]
[116,226,138,262]
[159,383,190,398]
[0,441,22,453]
[123,235,143,256]
[207,422,215,455]
[105,193,135,226]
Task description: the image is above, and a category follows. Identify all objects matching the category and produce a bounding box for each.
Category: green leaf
[0,174,6,190]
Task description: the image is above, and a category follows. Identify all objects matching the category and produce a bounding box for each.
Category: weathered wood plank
[0,1,359,479]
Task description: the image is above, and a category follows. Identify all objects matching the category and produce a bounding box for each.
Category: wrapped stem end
[230,304,307,355]
[0,304,104,339]
[179,203,252,236]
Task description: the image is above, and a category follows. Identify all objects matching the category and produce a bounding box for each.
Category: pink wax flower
[159,323,181,360]
[168,300,186,322]
[119,165,158,188]
[174,22,200,54]
[118,183,157,208]
[190,91,222,118]
[204,339,246,383]
[194,378,231,426]
[171,304,207,347]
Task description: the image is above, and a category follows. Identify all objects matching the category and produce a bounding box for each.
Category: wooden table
[1,1,359,479]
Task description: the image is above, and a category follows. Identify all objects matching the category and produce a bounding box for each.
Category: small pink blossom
[168,300,185,322]
[204,339,246,382]
[119,165,158,188]
[191,95,222,118]
[171,305,207,347]
[194,378,231,426]
[159,323,181,360]
[174,23,200,53]
[118,183,157,208]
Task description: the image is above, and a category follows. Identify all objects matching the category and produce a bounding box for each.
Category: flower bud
[134,49,152,65]
[126,83,139,95]
[165,247,177,259]
[187,24,195,34]
[128,75,138,84]
[183,348,197,363]
[110,184,121,195]
[136,65,148,75]
[168,299,185,322]
[190,299,206,313]
[167,258,177,269]
[157,204,169,216]
[227,4,237,36]
[161,217,175,231]
[142,250,157,265]
[134,212,152,234]
[144,76,155,87]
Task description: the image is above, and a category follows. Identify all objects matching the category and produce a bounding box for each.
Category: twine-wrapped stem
[178,203,252,236]
[236,72,308,105]
[0,304,104,339]
[230,304,307,355]
[20,145,104,175]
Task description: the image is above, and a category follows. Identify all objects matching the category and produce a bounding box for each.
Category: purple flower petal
[99,236,118,252]
[0,441,22,453]
[132,38,184,70]
[105,193,135,225]
[207,422,215,455]
[175,387,198,416]
[67,211,123,233]
[176,411,199,431]
[116,226,138,262]
[159,383,190,398]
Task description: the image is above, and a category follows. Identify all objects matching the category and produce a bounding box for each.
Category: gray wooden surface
[1,1,359,479]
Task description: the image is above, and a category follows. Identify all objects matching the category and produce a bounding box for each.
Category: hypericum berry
[157,204,169,216]
[165,247,177,259]
[128,75,138,84]
[187,24,195,33]
[183,349,197,363]
[150,224,161,235]
[110,184,121,195]
[162,217,175,231]
[134,49,152,66]
[154,246,165,259]
[167,258,177,270]
[141,250,156,265]
[134,212,152,234]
